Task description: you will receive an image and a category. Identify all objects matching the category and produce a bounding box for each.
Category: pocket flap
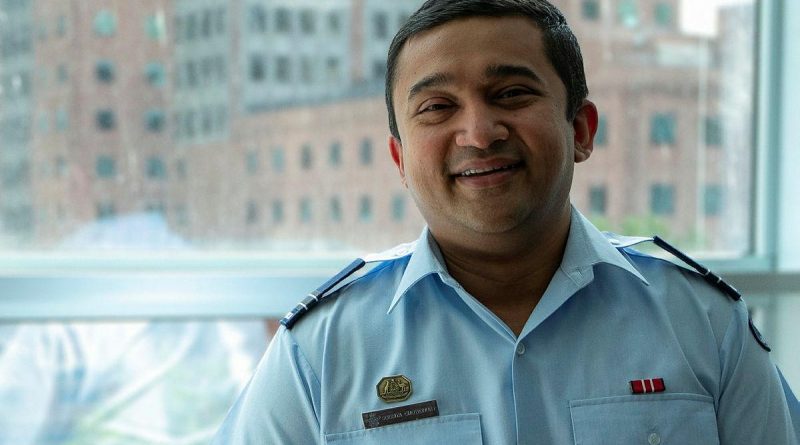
[325,413,482,445]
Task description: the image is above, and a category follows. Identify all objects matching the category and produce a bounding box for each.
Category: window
[704,116,722,147]
[250,54,266,82]
[582,0,600,21]
[299,197,312,223]
[246,150,259,175]
[650,184,675,216]
[300,144,313,170]
[276,56,291,83]
[327,11,341,34]
[55,108,68,131]
[186,13,197,40]
[299,10,315,34]
[215,7,226,34]
[617,0,638,28]
[392,195,405,222]
[595,115,608,146]
[201,9,212,39]
[360,138,373,165]
[329,142,342,167]
[272,200,284,223]
[359,196,373,223]
[330,197,342,222]
[272,147,285,172]
[145,14,165,40]
[589,186,607,215]
[145,109,166,133]
[96,155,116,178]
[650,113,676,145]
[96,60,115,83]
[704,185,723,217]
[96,202,116,219]
[374,12,388,39]
[96,109,116,130]
[654,3,674,28]
[145,62,165,87]
[275,8,291,33]
[250,5,267,33]
[93,10,117,37]
[57,64,68,82]
[146,156,167,180]
[246,201,259,224]
[175,159,187,180]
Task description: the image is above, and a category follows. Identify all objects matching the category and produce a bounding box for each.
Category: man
[214,0,798,443]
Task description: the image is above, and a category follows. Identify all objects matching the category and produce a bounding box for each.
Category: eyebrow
[408,73,453,101]
[406,64,544,101]
[485,64,544,84]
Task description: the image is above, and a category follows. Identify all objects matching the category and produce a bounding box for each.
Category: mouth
[453,161,524,178]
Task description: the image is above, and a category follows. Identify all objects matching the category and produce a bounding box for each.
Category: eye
[497,88,532,100]
[417,100,452,114]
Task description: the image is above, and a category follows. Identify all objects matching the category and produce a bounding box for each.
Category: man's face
[389,16,595,244]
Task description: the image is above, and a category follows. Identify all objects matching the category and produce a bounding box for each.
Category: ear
[389,135,407,187]
[572,100,598,164]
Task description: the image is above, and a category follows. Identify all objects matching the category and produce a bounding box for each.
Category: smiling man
[214,1,798,444]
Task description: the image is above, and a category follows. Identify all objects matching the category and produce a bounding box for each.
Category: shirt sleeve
[212,326,322,444]
[716,301,798,444]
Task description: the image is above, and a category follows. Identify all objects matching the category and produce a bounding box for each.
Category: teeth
[460,164,516,177]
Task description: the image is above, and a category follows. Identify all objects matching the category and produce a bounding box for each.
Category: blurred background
[0,0,798,443]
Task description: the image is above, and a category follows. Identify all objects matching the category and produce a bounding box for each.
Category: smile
[455,162,523,178]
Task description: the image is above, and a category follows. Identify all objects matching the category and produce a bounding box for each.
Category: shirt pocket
[323,413,482,445]
[569,393,719,445]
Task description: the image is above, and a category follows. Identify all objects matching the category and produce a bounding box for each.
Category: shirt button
[515,343,526,356]
[648,433,661,445]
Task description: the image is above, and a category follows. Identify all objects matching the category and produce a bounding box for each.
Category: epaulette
[604,232,770,352]
[280,241,416,329]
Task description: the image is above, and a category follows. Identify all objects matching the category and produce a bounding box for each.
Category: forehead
[393,16,558,98]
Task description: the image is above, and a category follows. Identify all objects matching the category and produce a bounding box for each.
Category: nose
[454,104,509,149]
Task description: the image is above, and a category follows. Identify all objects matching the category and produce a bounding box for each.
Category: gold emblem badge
[376,375,412,403]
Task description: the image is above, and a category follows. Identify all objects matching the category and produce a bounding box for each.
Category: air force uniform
[214,209,798,444]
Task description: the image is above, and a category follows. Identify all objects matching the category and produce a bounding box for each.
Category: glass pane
[0,319,276,444]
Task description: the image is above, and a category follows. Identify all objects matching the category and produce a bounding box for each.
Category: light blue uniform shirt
[215,210,797,444]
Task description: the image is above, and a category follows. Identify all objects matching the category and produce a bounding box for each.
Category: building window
[201,9,213,39]
[272,147,285,172]
[299,9,315,34]
[654,2,674,28]
[146,156,167,180]
[300,56,314,83]
[374,12,388,39]
[372,60,386,80]
[360,138,373,165]
[96,202,116,220]
[327,11,341,34]
[705,116,722,147]
[175,159,187,180]
[650,184,675,216]
[250,54,266,82]
[145,62,165,87]
[595,114,608,146]
[186,13,197,41]
[582,0,600,21]
[96,155,116,178]
[589,186,607,215]
[93,10,117,37]
[650,113,676,145]
[359,196,373,223]
[145,109,166,133]
[276,56,291,83]
[96,109,116,130]
[329,141,342,167]
[214,7,226,34]
[617,0,639,28]
[56,108,68,131]
[391,195,405,222]
[249,5,267,33]
[96,60,115,83]
[272,200,284,223]
[145,14,165,40]
[275,8,291,33]
[57,64,68,82]
[330,197,342,222]
[326,57,340,83]
[246,201,259,225]
[704,185,723,217]
[300,198,312,223]
[301,144,313,170]
[246,150,259,175]
[57,14,67,37]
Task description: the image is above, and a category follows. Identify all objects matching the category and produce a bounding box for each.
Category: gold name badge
[376,375,412,403]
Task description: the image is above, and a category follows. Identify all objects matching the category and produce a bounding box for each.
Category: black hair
[385,0,588,140]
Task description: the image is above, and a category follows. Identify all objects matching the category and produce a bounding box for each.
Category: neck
[433,207,572,336]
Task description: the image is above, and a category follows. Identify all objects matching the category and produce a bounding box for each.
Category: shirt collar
[386,206,649,313]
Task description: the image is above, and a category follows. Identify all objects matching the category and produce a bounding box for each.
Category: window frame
[0,0,797,322]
